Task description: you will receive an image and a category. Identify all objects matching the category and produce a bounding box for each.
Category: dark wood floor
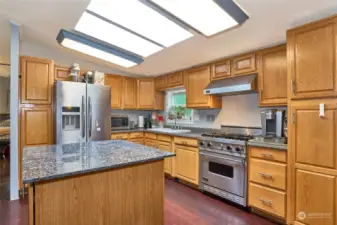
[0,159,10,200]
[0,178,276,225]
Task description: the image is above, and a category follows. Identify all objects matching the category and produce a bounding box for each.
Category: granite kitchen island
[23,140,174,225]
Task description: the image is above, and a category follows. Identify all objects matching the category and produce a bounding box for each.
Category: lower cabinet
[157,141,172,175]
[144,139,157,148]
[111,133,128,140]
[175,144,199,185]
[128,138,144,145]
[295,169,335,225]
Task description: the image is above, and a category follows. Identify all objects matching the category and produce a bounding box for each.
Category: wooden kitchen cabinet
[20,56,54,104]
[157,141,172,175]
[175,145,199,185]
[19,105,53,187]
[144,139,157,148]
[167,72,183,87]
[295,169,335,225]
[258,45,287,106]
[122,77,137,109]
[184,65,221,109]
[290,100,337,169]
[231,53,257,76]
[137,78,164,110]
[155,75,167,90]
[105,74,123,109]
[54,65,70,81]
[287,15,337,99]
[111,133,128,140]
[212,59,231,80]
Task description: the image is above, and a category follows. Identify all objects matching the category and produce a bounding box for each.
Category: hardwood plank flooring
[0,159,10,200]
[0,178,276,225]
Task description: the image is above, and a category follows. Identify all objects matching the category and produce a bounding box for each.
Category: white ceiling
[1,0,337,76]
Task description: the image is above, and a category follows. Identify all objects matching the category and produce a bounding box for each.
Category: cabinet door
[295,169,335,225]
[122,77,137,109]
[155,91,165,110]
[157,141,172,175]
[258,45,287,106]
[212,59,231,80]
[105,75,122,109]
[54,66,70,81]
[137,78,155,109]
[20,56,54,104]
[20,105,53,147]
[167,72,183,87]
[287,17,337,99]
[290,100,337,169]
[155,75,167,90]
[231,53,256,76]
[175,145,199,185]
[185,65,211,108]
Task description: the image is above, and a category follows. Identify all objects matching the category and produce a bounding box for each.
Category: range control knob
[226,145,232,151]
[207,143,212,148]
[235,147,242,152]
[199,141,205,146]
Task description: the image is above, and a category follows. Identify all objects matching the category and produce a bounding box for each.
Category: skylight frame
[56,29,143,68]
[74,12,164,57]
[86,0,194,48]
[142,0,249,37]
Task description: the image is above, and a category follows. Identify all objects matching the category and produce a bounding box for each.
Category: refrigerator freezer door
[56,81,87,144]
[87,84,111,142]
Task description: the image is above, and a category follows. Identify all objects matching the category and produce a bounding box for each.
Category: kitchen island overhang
[23,140,175,225]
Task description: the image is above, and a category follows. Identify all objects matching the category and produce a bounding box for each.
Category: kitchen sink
[147,128,191,133]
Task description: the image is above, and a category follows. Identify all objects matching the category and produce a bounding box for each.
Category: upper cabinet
[20,56,54,105]
[212,59,231,80]
[167,72,183,87]
[54,66,70,81]
[138,78,164,110]
[105,74,123,109]
[122,77,137,109]
[184,65,221,109]
[287,16,337,100]
[258,45,287,106]
[231,53,257,76]
[155,75,167,90]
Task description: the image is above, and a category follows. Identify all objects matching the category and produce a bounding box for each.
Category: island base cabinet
[175,145,199,185]
[30,161,165,225]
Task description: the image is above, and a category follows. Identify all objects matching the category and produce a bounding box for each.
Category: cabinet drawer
[111,133,128,140]
[129,138,144,145]
[144,139,157,148]
[174,137,198,147]
[250,147,286,163]
[248,183,286,218]
[157,134,171,142]
[129,132,143,139]
[249,158,286,190]
[144,132,157,140]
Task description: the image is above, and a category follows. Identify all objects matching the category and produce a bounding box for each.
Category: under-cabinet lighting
[75,12,163,57]
[56,29,143,68]
[87,0,193,47]
[148,0,248,36]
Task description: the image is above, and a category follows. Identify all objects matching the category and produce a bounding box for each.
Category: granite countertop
[22,140,175,184]
[111,128,203,139]
[248,140,287,150]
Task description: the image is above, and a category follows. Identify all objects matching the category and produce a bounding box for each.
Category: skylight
[62,39,137,68]
[75,12,163,57]
[87,0,193,47]
[150,0,247,36]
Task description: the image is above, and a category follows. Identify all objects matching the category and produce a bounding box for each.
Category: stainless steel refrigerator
[55,81,111,144]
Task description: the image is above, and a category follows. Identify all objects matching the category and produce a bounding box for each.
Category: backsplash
[111,110,160,125]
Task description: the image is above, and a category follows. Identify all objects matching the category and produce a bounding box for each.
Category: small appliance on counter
[138,116,144,128]
[258,109,287,143]
[111,115,129,131]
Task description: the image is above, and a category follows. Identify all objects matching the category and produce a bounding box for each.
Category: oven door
[200,151,245,197]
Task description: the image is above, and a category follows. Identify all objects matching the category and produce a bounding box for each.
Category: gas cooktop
[201,132,254,141]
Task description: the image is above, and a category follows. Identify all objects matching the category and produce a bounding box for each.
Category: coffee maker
[260,109,286,143]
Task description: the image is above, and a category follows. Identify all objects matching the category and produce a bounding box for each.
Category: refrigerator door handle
[81,95,85,139]
[88,96,92,139]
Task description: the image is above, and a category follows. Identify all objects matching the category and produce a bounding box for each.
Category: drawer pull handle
[258,197,272,206]
[182,141,188,145]
[261,153,273,159]
[258,172,273,179]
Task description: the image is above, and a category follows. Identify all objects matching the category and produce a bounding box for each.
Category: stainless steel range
[199,126,261,207]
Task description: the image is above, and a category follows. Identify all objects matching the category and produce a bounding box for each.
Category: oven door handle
[200,152,244,164]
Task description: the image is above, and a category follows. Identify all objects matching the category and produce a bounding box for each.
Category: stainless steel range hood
[204,73,258,96]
